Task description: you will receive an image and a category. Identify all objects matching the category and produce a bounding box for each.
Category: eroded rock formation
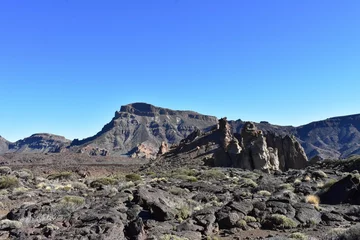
[167,119,308,171]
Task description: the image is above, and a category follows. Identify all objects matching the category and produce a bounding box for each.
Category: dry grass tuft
[305,194,320,207]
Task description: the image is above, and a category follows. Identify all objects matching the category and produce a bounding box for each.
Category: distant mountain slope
[0,136,9,153]
[230,114,360,160]
[70,103,218,157]
[295,114,360,159]
[7,134,70,154]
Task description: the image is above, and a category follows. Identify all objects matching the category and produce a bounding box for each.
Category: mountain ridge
[1,103,360,160]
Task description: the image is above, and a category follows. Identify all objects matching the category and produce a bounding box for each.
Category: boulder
[319,174,360,204]
[157,141,169,155]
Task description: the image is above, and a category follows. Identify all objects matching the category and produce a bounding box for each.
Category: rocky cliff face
[7,134,70,154]
[70,103,218,158]
[163,119,307,171]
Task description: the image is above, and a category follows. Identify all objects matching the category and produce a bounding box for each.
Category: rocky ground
[0,153,359,239]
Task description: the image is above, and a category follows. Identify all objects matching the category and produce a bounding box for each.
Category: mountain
[1,103,359,160]
[4,134,70,154]
[69,103,218,158]
[230,114,360,160]
[295,114,360,159]
[0,136,9,153]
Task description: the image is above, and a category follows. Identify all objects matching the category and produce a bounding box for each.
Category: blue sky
[1,0,359,142]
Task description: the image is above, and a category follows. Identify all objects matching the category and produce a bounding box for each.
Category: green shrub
[239,178,258,188]
[244,216,257,223]
[90,177,117,188]
[48,172,72,180]
[290,232,308,240]
[200,169,225,180]
[264,214,297,229]
[0,176,19,189]
[125,173,141,182]
[257,190,271,196]
[176,205,191,220]
[236,219,247,228]
[174,175,198,182]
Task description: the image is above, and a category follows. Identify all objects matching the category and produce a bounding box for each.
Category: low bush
[48,172,72,180]
[125,173,141,182]
[90,177,117,188]
[257,190,271,197]
[239,178,258,188]
[290,232,307,240]
[199,169,225,180]
[305,194,320,207]
[0,176,19,189]
[263,214,297,229]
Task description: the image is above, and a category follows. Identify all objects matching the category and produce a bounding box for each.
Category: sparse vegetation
[257,190,271,196]
[90,177,117,188]
[175,174,198,182]
[48,171,72,180]
[199,169,225,180]
[239,178,258,188]
[264,214,297,229]
[244,216,257,223]
[236,219,247,228]
[278,183,294,191]
[290,232,308,240]
[305,194,320,207]
[125,173,141,182]
[0,176,19,189]
[176,205,191,220]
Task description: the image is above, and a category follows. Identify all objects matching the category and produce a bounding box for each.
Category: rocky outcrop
[265,133,308,170]
[240,122,278,171]
[319,174,360,205]
[157,141,169,155]
[165,120,307,171]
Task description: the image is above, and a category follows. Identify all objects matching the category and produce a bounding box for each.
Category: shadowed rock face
[70,103,218,158]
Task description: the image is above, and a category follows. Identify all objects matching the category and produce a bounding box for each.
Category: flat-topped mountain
[69,103,218,157]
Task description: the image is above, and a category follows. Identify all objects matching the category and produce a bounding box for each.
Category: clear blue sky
[1,0,359,142]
